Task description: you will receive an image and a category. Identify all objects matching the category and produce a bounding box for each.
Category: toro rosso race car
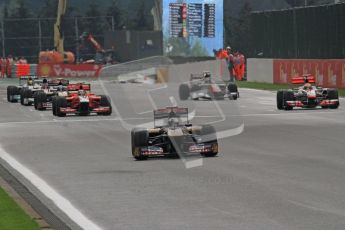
[7,76,43,105]
[131,107,219,160]
[52,85,112,117]
[277,75,340,110]
[179,72,239,100]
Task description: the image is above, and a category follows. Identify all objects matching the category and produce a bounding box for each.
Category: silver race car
[179,72,239,100]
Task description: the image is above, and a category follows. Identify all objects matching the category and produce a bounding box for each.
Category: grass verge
[237,81,345,97]
[0,186,39,230]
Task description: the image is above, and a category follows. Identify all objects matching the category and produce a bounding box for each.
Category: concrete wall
[168,60,229,83]
[247,59,273,83]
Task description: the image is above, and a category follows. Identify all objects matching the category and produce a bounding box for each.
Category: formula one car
[131,107,219,160]
[52,85,112,117]
[179,72,239,100]
[34,81,87,111]
[7,76,42,105]
[277,75,340,110]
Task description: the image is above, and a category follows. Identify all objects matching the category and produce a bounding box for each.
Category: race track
[0,81,344,230]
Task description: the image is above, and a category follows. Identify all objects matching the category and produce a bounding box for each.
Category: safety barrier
[11,64,37,78]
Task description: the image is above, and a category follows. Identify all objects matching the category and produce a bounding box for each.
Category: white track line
[0,145,103,230]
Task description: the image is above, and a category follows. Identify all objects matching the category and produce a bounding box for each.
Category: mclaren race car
[277,75,340,110]
[179,72,239,100]
[131,107,219,160]
[52,85,112,117]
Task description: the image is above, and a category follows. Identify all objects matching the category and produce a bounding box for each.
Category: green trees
[132,1,152,30]
[107,0,123,30]
[4,0,35,58]
[224,1,252,56]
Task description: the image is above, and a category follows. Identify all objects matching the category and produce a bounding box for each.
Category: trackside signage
[273,59,345,88]
[37,64,102,78]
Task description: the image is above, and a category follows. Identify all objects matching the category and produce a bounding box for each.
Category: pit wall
[248,58,345,88]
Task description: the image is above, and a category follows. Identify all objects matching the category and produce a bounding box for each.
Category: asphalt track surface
[0,81,345,230]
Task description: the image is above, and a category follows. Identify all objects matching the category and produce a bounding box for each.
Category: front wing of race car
[286,99,339,108]
[134,142,218,157]
[59,106,111,115]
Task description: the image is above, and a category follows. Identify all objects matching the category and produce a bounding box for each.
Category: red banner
[16,64,31,77]
[37,64,103,78]
[273,59,345,88]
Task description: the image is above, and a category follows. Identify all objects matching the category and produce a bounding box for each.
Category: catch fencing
[0,16,115,63]
[250,3,345,59]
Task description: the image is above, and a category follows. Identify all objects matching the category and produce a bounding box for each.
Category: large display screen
[163,0,223,57]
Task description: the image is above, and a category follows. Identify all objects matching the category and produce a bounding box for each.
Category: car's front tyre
[131,128,149,160]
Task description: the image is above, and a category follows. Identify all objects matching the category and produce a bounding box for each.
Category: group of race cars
[5,72,341,161]
[7,76,112,117]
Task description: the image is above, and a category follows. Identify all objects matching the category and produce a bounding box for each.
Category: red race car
[52,83,112,117]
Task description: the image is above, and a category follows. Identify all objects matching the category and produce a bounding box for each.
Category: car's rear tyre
[228,83,239,100]
[98,95,112,115]
[277,90,284,110]
[179,84,190,100]
[283,91,294,110]
[55,96,67,117]
[200,125,218,157]
[327,89,339,109]
[34,91,47,111]
[131,128,149,160]
[7,86,18,103]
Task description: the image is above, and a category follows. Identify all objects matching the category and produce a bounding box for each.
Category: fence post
[75,17,79,63]
[111,16,115,31]
[293,9,298,58]
[38,19,42,53]
[1,21,5,57]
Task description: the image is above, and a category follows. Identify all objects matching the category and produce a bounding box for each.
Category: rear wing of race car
[190,74,205,81]
[19,75,39,80]
[48,79,70,87]
[154,107,189,120]
[291,75,316,84]
[67,83,91,92]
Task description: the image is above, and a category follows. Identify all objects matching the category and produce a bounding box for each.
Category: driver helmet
[27,77,33,86]
[203,72,211,82]
[168,117,179,127]
[42,78,48,89]
[56,81,63,91]
[78,85,86,96]
[303,83,312,90]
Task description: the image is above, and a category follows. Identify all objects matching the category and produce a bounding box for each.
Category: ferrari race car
[52,85,112,117]
[7,76,43,105]
[131,107,219,160]
[277,75,340,110]
[179,72,239,100]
